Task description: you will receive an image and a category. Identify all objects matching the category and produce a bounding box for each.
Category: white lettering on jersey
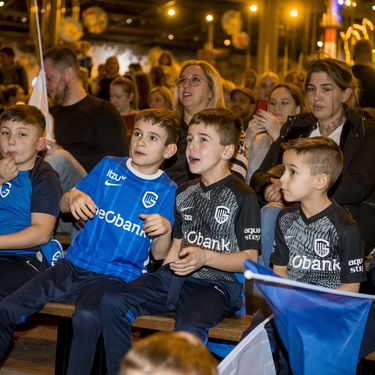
[97,208,147,238]
[186,231,230,251]
[348,258,364,273]
[314,239,330,257]
[244,227,261,241]
[0,182,12,198]
[290,255,341,272]
[142,191,158,208]
[105,169,126,186]
[214,206,230,224]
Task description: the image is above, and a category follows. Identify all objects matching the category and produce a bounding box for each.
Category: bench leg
[54,317,107,375]
[55,317,73,375]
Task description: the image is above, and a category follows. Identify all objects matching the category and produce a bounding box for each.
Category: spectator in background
[352,39,375,108]
[158,50,180,89]
[88,63,107,96]
[221,78,236,107]
[0,47,29,95]
[256,71,280,101]
[242,68,258,90]
[3,84,28,108]
[128,63,143,75]
[134,72,151,110]
[43,46,128,180]
[97,56,121,101]
[110,76,139,138]
[148,86,174,110]
[149,66,168,88]
[230,87,255,130]
[284,69,305,88]
[245,83,304,182]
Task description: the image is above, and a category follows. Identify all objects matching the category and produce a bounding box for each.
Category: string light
[206,14,214,22]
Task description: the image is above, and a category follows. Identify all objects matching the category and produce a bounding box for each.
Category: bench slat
[40,302,252,342]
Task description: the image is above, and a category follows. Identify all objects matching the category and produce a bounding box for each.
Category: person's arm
[333,119,375,204]
[163,238,182,265]
[0,212,56,249]
[273,265,289,278]
[169,247,258,276]
[140,213,173,260]
[336,283,360,292]
[60,188,97,221]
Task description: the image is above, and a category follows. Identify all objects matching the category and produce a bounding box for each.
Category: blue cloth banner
[244,261,372,375]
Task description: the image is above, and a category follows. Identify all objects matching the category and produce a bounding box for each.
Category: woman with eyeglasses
[164,60,247,185]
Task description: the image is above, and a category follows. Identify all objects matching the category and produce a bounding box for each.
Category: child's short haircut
[282,136,343,188]
[135,108,179,145]
[0,104,46,136]
[189,107,241,147]
[120,332,218,375]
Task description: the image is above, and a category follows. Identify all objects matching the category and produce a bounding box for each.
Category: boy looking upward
[0,105,62,299]
[99,107,261,375]
[271,137,366,292]
[0,109,178,375]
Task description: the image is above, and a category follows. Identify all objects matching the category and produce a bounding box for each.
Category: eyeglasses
[175,75,208,88]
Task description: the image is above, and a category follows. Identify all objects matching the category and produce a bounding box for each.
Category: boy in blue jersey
[99,108,261,375]
[0,105,62,299]
[0,109,178,375]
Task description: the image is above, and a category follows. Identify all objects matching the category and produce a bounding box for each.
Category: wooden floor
[0,316,56,375]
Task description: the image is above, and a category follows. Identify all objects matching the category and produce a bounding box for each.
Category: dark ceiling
[0,0,374,53]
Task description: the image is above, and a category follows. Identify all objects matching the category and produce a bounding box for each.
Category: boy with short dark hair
[99,107,261,375]
[0,104,62,299]
[0,108,179,375]
[271,136,366,291]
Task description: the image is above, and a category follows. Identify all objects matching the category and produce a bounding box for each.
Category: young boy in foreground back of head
[0,108,179,375]
[271,136,366,292]
[0,104,62,299]
[99,107,261,375]
[120,331,218,375]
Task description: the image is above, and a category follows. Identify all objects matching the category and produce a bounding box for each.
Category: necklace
[318,115,346,136]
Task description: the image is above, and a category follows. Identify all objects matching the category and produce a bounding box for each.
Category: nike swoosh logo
[180,206,193,212]
[214,285,225,296]
[105,180,122,187]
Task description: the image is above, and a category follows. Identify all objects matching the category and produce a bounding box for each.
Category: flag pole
[245,270,375,300]
[32,0,52,140]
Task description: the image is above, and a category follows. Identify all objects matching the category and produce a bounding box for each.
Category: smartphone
[256,100,268,112]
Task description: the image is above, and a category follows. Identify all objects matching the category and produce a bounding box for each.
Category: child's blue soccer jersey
[65,157,177,282]
[0,157,62,255]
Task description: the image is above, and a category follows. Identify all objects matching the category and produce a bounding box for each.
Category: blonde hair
[120,332,218,375]
[148,86,174,110]
[176,60,224,119]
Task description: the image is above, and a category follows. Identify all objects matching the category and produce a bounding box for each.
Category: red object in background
[256,100,268,112]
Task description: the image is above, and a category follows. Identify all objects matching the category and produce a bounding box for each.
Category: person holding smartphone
[245,83,304,181]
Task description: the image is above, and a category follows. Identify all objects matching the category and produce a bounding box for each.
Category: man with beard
[44,46,129,174]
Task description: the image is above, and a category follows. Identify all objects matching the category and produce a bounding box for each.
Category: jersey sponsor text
[290,255,341,272]
[186,231,230,251]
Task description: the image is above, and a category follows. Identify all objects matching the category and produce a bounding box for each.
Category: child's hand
[169,245,207,276]
[140,214,172,238]
[0,156,18,184]
[68,190,97,221]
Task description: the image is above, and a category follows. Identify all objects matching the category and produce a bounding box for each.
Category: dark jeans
[99,265,243,375]
[0,259,125,375]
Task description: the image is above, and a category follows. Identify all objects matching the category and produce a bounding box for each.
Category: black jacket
[250,108,375,254]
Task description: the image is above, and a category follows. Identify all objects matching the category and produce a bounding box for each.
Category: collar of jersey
[126,158,163,180]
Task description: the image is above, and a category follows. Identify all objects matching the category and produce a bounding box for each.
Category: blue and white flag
[244,261,373,375]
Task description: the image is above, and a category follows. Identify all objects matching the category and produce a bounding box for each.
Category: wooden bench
[39,301,253,375]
